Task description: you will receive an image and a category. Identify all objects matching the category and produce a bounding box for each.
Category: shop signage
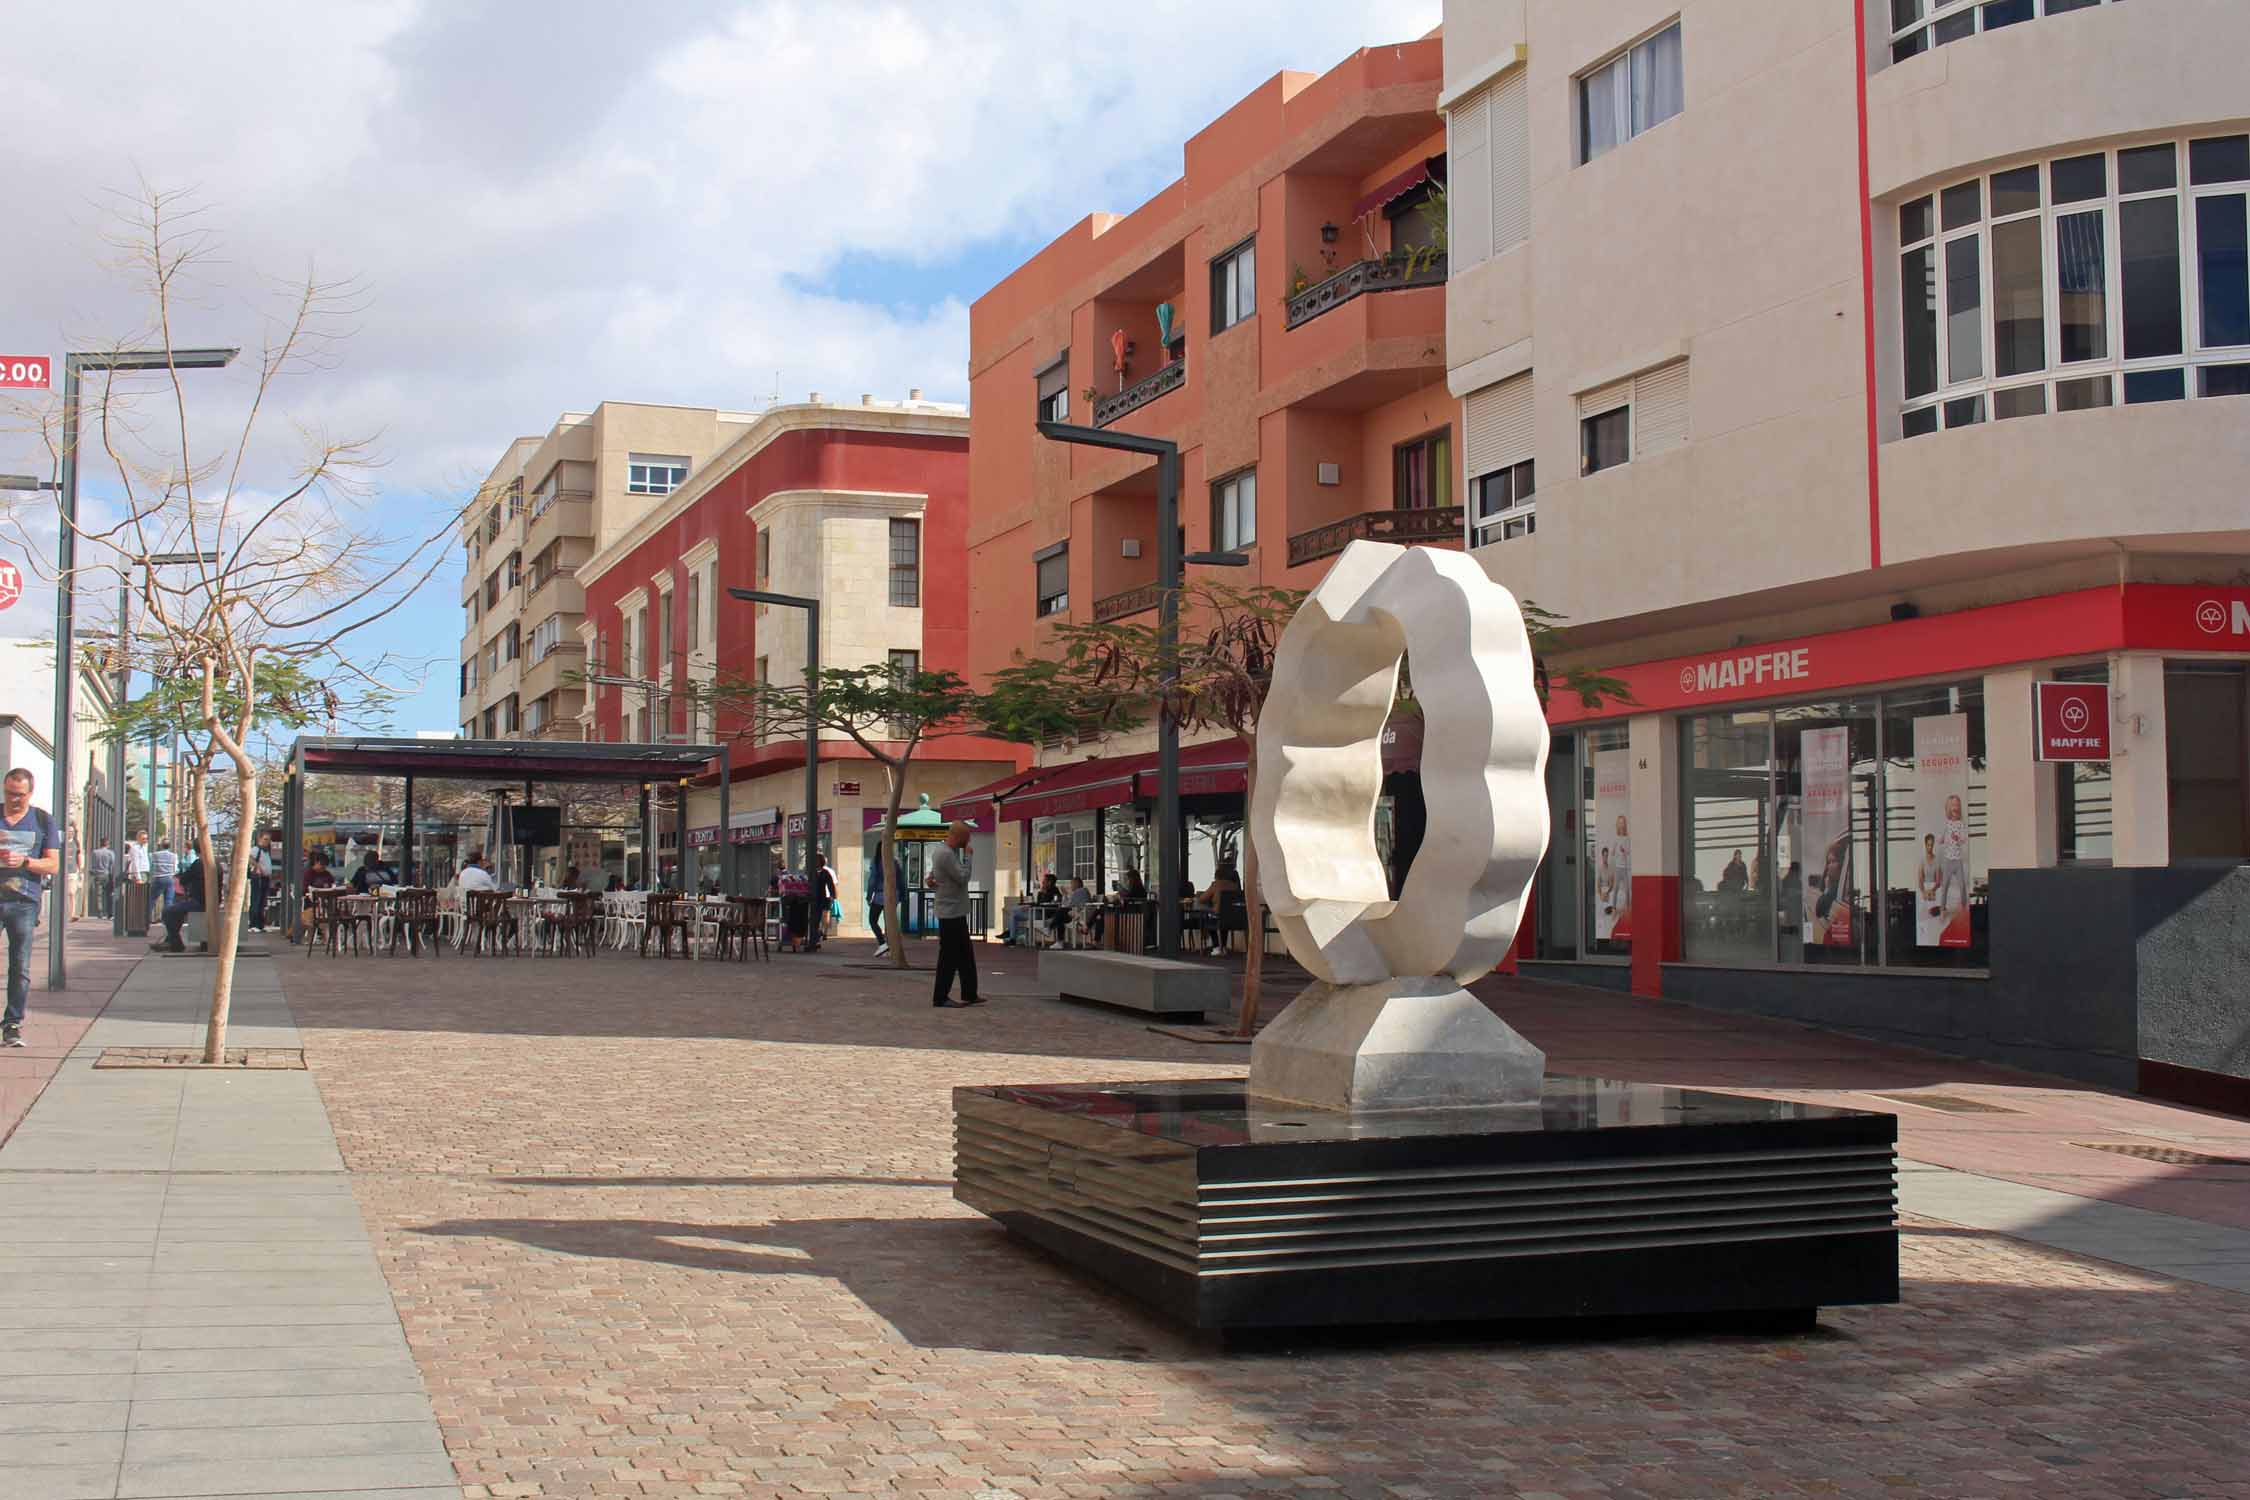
[0,558,19,612]
[1911,715,1973,948]
[833,779,861,796]
[0,356,50,389]
[1676,647,1812,697]
[861,809,988,834]
[2034,682,2111,762]
[784,809,832,837]
[1590,750,1631,944]
[686,826,720,848]
[1798,727,1855,949]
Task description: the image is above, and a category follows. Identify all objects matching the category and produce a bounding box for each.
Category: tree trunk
[1234,736,1264,1037]
[202,763,257,1065]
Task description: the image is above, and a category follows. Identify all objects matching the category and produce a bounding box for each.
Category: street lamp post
[45,347,237,989]
[1032,419,1246,959]
[727,588,820,889]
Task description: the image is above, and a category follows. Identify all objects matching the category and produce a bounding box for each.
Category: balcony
[1093,357,1186,428]
[1284,255,1447,331]
[525,717,585,743]
[521,640,587,703]
[1286,505,1464,568]
[525,492,593,560]
[1093,582,1161,623]
[522,563,583,618]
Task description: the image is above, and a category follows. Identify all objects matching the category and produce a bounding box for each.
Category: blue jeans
[2,899,36,1031]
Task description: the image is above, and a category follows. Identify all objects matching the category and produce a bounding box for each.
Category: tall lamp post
[45,347,237,989]
[727,588,820,888]
[1032,419,1246,958]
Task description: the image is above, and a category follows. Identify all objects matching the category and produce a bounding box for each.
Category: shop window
[1530,731,1582,959]
[1681,712,1777,965]
[1774,701,1879,968]
[1877,684,1989,968]
[2166,663,2249,859]
[1581,724,1633,959]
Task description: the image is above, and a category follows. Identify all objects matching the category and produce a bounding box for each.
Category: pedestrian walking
[927,820,981,1008]
[0,768,63,1049]
[88,837,116,919]
[248,831,275,931]
[867,851,904,957]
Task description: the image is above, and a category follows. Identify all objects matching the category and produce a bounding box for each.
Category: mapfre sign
[2034,681,2110,762]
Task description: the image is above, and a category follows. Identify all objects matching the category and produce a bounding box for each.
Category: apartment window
[1446,69,1530,272]
[1034,355,1069,423]
[460,660,475,696]
[1393,429,1452,510]
[506,478,524,519]
[1578,21,1682,165]
[1210,237,1256,334]
[886,648,921,738]
[483,707,498,739]
[635,607,651,676]
[1466,371,1536,546]
[658,591,674,682]
[1897,136,2250,435]
[1211,469,1256,552]
[1581,406,1630,475]
[531,616,561,662]
[484,571,501,609]
[505,550,522,588]
[503,695,520,735]
[758,527,771,583]
[684,572,701,652]
[502,623,520,663]
[1474,462,1537,544]
[525,696,548,735]
[1034,542,1069,618]
[889,518,921,607]
[1889,0,2122,67]
[627,454,689,496]
[530,471,557,519]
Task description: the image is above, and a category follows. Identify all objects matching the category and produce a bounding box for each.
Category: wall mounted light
[1320,222,1339,244]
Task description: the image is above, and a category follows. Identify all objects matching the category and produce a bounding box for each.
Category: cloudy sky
[0,0,1438,733]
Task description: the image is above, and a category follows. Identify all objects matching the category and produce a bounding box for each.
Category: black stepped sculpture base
[954,1077,1899,1331]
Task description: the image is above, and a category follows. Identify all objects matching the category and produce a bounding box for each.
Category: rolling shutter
[1632,360,1690,457]
[1489,68,1529,252]
[1577,377,1633,419]
[1464,371,1534,479]
[1448,86,1494,269]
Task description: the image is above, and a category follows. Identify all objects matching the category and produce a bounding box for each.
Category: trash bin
[122,879,151,937]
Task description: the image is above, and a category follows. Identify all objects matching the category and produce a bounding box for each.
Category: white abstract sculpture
[1247,541,1551,1111]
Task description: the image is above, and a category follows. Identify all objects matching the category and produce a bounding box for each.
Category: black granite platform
[954,1077,1899,1330]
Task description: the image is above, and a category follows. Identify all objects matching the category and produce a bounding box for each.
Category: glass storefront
[2167,662,2249,859]
[1582,723,1632,959]
[2054,664,2113,864]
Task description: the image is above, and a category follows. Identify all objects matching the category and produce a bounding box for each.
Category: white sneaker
[872,943,889,958]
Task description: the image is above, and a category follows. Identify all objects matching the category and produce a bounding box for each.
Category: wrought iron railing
[1285,505,1465,568]
[1093,357,1186,427]
[1283,254,1449,330]
[1093,582,1162,622]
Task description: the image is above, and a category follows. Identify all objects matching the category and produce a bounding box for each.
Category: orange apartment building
[958,34,1457,889]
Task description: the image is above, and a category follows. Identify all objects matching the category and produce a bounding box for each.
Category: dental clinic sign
[2034,681,2110,762]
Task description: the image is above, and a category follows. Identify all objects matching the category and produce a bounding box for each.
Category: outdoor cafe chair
[552,891,601,957]
[334,894,380,957]
[463,890,517,957]
[387,888,443,957]
[304,887,345,956]
[713,896,767,962]
[641,891,694,958]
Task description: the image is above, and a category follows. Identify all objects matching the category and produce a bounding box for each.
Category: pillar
[1983,666,2057,870]
[1626,712,1681,998]
[2108,652,2171,868]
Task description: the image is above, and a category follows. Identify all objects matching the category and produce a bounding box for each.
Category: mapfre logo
[2059,697,2090,734]
[2196,598,2250,636]
[1676,647,1813,696]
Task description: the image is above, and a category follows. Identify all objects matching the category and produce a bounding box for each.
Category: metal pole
[401,774,415,886]
[637,782,651,886]
[110,575,128,936]
[48,358,80,988]
[1154,445,1182,958]
[802,602,820,884]
[717,744,734,896]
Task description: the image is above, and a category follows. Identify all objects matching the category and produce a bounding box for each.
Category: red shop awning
[937,767,1049,824]
[1000,752,1155,822]
[1134,738,1247,800]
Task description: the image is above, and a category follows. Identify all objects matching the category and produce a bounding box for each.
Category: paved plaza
[3,928,2248,1499]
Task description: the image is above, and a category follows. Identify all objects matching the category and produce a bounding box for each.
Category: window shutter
[1464,371,1534,479]
[1632,360,1690,457]
[1578,378,1633,419]
[1489,68,1529,252]
[1448,86,1494,269]
[1035,356,1068,403]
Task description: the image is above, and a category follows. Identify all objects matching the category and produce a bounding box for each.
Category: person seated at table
[349,855,396,894]
[1066,877,1102,942]
[292,852,336,943]
[457,850,496,893]
[604,873,625,893]
[155,854,208,954]
[1117,867,1146,901]
[558,864,584,891]
[1196,865,1243,954]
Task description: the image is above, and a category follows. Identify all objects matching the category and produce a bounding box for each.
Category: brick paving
[279,944,2250,1500]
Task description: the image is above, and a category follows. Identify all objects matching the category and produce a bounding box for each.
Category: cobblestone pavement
[281,946,2250,1500]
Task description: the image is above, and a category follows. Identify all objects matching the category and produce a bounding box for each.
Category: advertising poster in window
[1913,714,1974,948]
[1592,750,1632,943]
[1800,726,1855,948]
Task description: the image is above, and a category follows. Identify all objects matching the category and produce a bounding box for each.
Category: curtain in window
[1631,25,1683,134]
[1581,57,1628,160]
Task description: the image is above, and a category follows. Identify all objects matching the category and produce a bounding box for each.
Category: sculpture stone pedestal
[1247,979,1545,1112]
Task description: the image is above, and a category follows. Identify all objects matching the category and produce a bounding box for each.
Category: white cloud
[0,0,1440,717]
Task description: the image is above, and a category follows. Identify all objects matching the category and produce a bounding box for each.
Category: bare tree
[4,188,471,1062]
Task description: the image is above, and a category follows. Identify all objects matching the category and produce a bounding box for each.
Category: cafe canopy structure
[280,736,731,931]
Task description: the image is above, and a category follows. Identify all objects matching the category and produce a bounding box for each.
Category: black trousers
[867,901,884,945]
[932,916,977,1004]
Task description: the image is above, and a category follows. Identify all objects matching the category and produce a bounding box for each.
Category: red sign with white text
[0,356,50,390]
[2035,682,2111,762]
[1549,585,2250,725]
[0,559,19,611]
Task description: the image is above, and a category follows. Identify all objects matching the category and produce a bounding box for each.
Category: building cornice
[746,488,929,526]
[1437,43,1526,112]
[579,402,967,589]
[680,537,720,572]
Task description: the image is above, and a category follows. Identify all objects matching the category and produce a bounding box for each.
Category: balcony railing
[1284,254,1449,331]
[1093,356,1186,428]
[1093,582,1162,623]
[1286,505,1465,568]
[523,563,578,607]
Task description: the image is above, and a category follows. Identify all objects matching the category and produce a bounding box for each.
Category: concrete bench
[1039,950,1229,1020]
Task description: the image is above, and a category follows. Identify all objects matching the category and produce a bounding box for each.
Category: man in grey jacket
[927,821,982,1008]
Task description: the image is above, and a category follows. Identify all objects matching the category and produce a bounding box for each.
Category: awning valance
[1352,156,1442,219]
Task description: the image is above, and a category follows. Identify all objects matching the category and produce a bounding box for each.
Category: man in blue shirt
[149,841,178,912]
[0,767,63,1048]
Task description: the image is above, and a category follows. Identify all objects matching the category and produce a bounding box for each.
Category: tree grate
[95,1047,307,1070]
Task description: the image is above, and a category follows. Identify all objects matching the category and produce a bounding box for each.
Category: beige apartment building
[1442,0,2250,1104]
[457,403,762,743]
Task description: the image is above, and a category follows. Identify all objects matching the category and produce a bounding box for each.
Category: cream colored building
[1441,0,2250,1099]
[456,403,763,743]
